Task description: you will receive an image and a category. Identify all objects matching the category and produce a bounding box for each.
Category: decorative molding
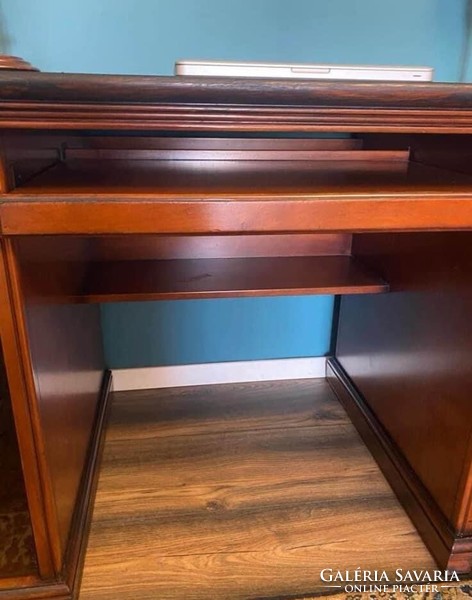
[112,357,327,391]
[1,73,472,132]
[0,582,70,599]
[63,371,113,600]
[2,102,472,132]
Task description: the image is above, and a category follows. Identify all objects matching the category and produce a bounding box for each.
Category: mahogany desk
[0,66,471,599]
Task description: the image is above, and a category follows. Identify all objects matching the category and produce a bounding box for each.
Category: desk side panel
[336,232,472,535]
[8,237,106,571]
[23,303,105,555]
[0,241,55,579]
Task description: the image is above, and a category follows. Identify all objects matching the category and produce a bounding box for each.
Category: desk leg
[330,232,472,574]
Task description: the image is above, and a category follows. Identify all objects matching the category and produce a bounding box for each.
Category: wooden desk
[0,66,471,599]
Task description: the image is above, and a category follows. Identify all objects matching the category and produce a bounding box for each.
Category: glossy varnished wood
[8,196,472,236]
[1,71,472,597]
[0,241,54,579]
[334,232,472,572]
[1,73,472,132]
[89,233,352,261]
[11,234,361,304]
[8,233,351,262]
[19,297,104,558]
[23,256,387,303]
[327,359,467,572]
[63,373,112,600]
[10,158,470,196]
[5,159,472,235]
[3,237,106,574]
[64,135,364,158]
[80,380,435,600]
[1,73,470,106]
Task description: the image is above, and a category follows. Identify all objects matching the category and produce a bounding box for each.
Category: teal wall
[101,297,335,369]
[0,0,467,368]
[0,0,466,80]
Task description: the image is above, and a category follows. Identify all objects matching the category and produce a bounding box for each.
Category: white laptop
[175,60,434,82]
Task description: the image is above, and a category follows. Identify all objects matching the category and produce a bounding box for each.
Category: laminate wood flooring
[79,379,435,600]
[0,374,37,580]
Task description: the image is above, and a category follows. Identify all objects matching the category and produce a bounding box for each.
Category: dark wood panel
[21,302,104,555]
[2,74,472,132]
[22,255,388,303]
[362,133,472,178]
[66,149,407,162]
[0,131,64,190]
[12,159,470,197]
[327,359,462,572]
[90,233,352,260]
[6,237,106,573]
[64,373,112,600]
[0,134,366,174]
[0,372,112,600]
[65,136,364,150]
[10,234,352,262]
[63,136,375,164]
[80,380,435,600]
[335,232,472,539]
[0,241,55,579]
[84,255,387,300]
[0,73,469,107]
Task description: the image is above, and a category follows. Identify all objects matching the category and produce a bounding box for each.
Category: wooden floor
[0,377,37,579]
[80,379,435,600]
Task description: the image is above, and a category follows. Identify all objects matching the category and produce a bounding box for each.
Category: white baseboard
[111,357,327,391]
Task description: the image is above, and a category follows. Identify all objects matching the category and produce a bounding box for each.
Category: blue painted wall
[0,0,467,367]
[101,297,335,369]
[0,0,466,80]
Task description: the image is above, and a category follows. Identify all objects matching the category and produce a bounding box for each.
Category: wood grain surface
[79,380,435,600]
[21,256,388,303]
[7,159,472,236]
[81,255,387,301]
[2,73,472,132]
[0,73,469,107]
[336,232,472,531]
[5,236,106,572]
[9,159,467,197]
[0,241,55,578]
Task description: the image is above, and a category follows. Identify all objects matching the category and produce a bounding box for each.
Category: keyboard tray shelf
[23,255,388,303]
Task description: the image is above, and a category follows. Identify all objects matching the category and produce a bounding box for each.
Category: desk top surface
[0,71,471,106]
[1,72,472,132]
